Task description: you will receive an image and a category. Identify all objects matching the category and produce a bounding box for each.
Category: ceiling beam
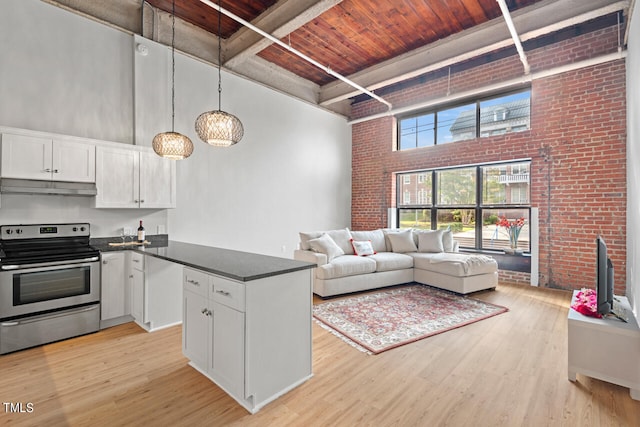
[224,0,343,68]
[318,0,628,107]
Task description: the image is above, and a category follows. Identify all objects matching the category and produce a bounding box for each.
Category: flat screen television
[596,235,614,315]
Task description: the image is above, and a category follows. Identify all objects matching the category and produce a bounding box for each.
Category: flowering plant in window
[570,288,602,318]
[496,216,525,250]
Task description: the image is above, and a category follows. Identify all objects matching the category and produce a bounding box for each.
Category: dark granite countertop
[92,237,315,282]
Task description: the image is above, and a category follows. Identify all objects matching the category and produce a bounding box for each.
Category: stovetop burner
[0,223,99,266]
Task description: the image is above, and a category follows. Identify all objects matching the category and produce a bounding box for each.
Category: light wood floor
[1,283,639,426]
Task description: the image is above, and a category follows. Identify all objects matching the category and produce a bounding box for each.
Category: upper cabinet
[0,133,96,183]
[95,145,176,209]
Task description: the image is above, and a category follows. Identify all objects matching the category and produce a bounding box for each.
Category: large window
[398,89,531,150]
[397,160,531,253]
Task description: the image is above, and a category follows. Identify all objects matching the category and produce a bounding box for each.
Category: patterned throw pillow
[350,239,376,256]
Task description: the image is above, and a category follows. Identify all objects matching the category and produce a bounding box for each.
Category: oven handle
[0,256,100,271]
[1,304,100,327]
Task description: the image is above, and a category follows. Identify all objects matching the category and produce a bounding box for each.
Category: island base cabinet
[182,268,312,414]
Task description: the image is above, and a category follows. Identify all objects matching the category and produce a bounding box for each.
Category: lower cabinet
[182,267,312,414]
[100,251,132,328]
[130,252,182,331]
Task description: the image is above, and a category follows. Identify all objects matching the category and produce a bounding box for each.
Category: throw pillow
[386,229,418,253]
[417,229,444,253]
[350,239,376,256]
[308,234,344,261]
[326,228,354,256]
[442,229,454,252]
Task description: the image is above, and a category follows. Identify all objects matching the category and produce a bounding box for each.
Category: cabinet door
[100,252,127,320]
[95,146,140,208]
[131,268,145,323]
[0,133,52,180]
[52,139,96,183]
[211,300,245,398]
[183,289,210,370]
[139,151,176,208]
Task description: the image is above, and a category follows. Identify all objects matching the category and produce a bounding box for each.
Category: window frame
[396,160,531,254]
[396,88,531,151]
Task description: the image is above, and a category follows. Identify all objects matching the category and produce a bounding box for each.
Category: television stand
[568,291,640,400]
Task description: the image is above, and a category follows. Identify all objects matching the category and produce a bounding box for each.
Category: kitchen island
[96,239,315,414]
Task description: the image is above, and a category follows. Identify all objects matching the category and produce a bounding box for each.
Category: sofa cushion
[369,252,414,272]
[350,239,376,256]
[308,234,344,262]
[410,252,497,277]
[382,228,417,251]
[350,229,386,253]
[416,229,444,253]
[386,229,418,253]
[315,255,377,280]
[300,228,354,255]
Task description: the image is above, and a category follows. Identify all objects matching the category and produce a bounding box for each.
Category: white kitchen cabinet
[1,133,95,182]
[182,267,312,414]
[95,145,175,208]
[100,252,132,328]
[130,252,182,331]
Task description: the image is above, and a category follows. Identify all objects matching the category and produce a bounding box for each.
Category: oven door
[0,260,100,320]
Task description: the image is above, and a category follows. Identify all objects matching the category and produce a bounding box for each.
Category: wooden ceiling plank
[318,0,626,106]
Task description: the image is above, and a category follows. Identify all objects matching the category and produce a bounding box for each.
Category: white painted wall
[163,46,352,256]
[0,0,352,252]
[626,3,640,315]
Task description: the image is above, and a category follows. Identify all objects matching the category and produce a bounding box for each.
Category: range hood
[0,178,97,196]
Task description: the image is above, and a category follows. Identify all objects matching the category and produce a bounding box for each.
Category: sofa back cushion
[350,230,386,253]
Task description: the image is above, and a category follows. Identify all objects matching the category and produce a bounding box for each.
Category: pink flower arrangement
[571,288,602,318]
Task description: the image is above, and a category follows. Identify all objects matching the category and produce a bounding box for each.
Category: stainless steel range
[0,223,100,354]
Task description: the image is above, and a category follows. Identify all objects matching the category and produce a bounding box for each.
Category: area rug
[313,284,508,354]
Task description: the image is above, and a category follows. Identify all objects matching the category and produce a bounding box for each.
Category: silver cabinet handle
[53,169,59,173]
[200,308,212,316]
[132,259,140,263]
[43,168,52,173]
[140,199,145,203]
[187,279,200,286]
[216,290,231,297]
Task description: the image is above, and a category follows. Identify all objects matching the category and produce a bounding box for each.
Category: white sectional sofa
[293,228,498,298]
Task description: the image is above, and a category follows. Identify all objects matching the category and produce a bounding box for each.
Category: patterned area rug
[313,284,508,354]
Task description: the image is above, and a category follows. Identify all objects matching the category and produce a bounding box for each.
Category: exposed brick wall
[350,22,627,292]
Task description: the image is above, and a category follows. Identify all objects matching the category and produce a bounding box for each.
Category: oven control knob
[73,227,78,232]
[80,226,86,232]
[5,229,12,235]
[15,229,22,234]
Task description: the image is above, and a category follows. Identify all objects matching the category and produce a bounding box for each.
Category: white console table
[567,291,640,400]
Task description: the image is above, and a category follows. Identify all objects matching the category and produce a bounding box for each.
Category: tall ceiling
[45,0,629,116]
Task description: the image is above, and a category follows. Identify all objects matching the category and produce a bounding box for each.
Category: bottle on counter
[137,220,145,242]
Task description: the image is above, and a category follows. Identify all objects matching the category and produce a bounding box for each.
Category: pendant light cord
[217,0,222,112]
[171,0,176,132]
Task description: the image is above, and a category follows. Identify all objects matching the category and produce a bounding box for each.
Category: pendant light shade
[195,110,244,147]
[152,131,194,159]
[195,0,244,147]
[152,0,194,160]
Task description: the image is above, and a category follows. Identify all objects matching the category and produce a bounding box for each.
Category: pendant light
[194,0,244,147]
[152,0,194,160]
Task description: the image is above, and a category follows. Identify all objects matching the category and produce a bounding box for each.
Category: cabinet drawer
[130,252,145,270]
[209,276,245,312]
[183,268,208,297]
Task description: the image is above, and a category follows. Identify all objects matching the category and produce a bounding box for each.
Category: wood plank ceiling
[46,0,628,117]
